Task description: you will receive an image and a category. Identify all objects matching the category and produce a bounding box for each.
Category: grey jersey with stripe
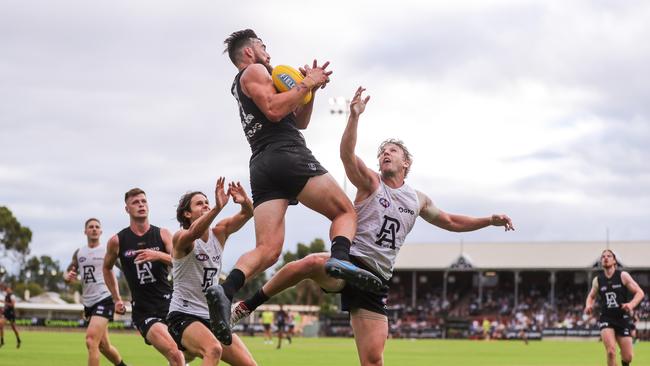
[169,230,223,319]
[77,245,112,307]
[350,178,421,280]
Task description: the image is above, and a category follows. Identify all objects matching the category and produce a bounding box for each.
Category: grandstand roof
[394,241,650,271]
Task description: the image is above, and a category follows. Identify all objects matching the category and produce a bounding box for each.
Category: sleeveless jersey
[117,225,172,316]
[597,270,629,319]
[169,230,224,319]
[231,67,307,155]
[350,178,421,280]
[77,245,112,307]
[4,293,14,310]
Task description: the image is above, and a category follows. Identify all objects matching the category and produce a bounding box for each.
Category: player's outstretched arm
[340,86,379,196]
[584,277,598,315]
[173,177,229,257]
[417,191,514,232]
[103,235,125,314]
[213,181,253,245]
[621,271,645,312]
[242,64,324,122]
[63,249,79,283]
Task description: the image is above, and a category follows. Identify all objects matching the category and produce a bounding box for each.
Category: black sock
[116,361,127,366]
[330,236,351,261]
[244,288,270,311]
[622,361,630,366]
[222,268,246,301]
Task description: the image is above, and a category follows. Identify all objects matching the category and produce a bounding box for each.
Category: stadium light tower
[329,96,350,195]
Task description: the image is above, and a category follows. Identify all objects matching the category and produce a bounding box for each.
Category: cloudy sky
[1,0,649,273]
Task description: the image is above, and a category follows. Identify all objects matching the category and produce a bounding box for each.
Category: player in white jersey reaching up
[232,87,514,366]
[167,178,256,366]
[64,218,128,366]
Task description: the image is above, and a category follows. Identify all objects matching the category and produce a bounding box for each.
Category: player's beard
[256,56,273,74]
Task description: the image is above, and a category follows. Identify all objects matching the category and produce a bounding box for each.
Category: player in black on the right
[585,249,645,366]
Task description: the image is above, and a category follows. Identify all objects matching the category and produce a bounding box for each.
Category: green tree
[20,255,64,292]
[0,206,32,265]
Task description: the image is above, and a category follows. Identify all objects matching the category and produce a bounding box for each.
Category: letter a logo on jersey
[605,292,618,308]
[202,268,219,292]
[375,215,400,250]
[136,262,156,285]
[82,265,97,284]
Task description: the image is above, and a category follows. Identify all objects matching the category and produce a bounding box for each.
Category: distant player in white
[167,178,256,365]
[232,87,514,366]
[64,218,128,366]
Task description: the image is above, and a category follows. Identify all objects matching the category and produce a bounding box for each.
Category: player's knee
[295,255,325,276]
[203,342,223,360]
[85,334,100,349]
[165,347,185,366]
[363,353,383,366]
[605,346,617,358]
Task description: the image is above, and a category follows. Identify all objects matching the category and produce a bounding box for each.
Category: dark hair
[224,29,260,65]
[124,188,145,203]
[84,218,100,228]
[176,191,207,229]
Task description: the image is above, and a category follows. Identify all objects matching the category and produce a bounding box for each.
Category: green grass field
[0,330,648,365]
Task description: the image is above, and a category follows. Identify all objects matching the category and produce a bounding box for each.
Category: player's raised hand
[350,86,370,118]
[215,177,228,211]
[228,182,248,204]
[300,60,332,90]
[490,214,515,231]
[228,182,253,215]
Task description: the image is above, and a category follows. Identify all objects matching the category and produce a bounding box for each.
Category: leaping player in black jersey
[64,218,128,366]
[231,87,514,366]
[585,249,645,366]
[103,188,185,366]
[206,29,384,345]
[167,178,256,365]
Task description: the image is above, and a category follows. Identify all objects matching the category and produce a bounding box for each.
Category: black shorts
[133,310,169,344]
[3,308,16,322]
[340,256,390,316]
[276,322,286,332]
[263,323,271,331]
[167,311,210,351]
[84,296,115,321]
[599,316,632,337]
[249,143,327,207]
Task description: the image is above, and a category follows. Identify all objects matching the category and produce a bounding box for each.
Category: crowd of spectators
[385,283,650,340]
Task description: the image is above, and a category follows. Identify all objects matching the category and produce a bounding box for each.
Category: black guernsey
[4,293,13,310]
[231,67,307,156]
[597,270,629,319]
[117,225,172,317]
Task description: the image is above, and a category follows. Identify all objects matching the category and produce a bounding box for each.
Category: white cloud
[1,0,649,273]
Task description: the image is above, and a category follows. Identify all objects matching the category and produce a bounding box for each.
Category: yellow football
[271,65,312,105]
